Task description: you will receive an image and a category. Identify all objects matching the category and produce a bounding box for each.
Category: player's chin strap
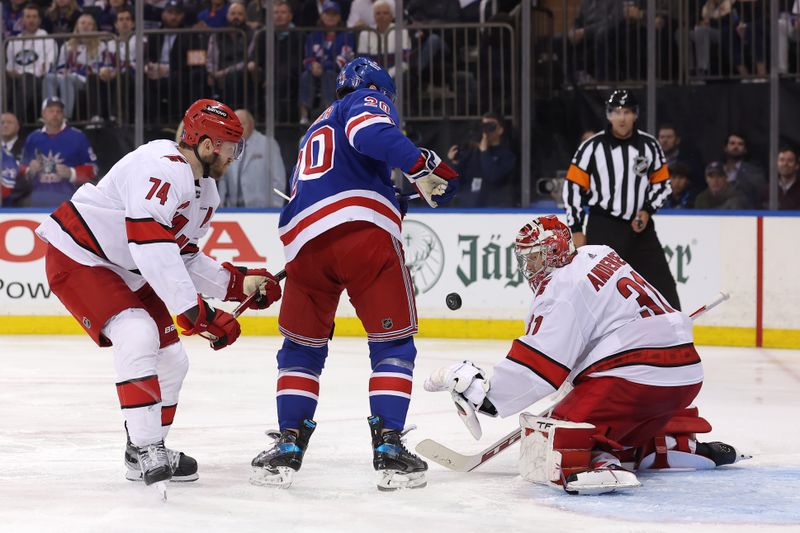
[192,144,216,179]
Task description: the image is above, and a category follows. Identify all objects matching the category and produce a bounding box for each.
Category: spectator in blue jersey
[20,97,98,207]
[196,0,229,28]
[298,1,355,125]
[446,113,517,207]
[1,148,20,206]
[3,0,27,36]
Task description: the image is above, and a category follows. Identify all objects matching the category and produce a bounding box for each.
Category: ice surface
[1,336,799,533]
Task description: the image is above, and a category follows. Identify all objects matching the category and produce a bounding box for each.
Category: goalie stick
[415,291,730,472]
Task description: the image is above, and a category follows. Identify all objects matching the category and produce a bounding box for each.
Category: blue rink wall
[1,209,799,349]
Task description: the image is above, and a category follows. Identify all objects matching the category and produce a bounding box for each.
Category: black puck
[446,292,462,310]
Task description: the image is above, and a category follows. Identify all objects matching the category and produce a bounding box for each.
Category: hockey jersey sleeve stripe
[566,164,590,189]
[161,404,177,426]
[506,339,571,390]
[649,164,669,184]
[280,195,401,246]
[574,342,700,383]
[345,112,395,147]
[180,243,200,255]
[116,374,161,409]
[125,217,175,245]
[50,201,109,260]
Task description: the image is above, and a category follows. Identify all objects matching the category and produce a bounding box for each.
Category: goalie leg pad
[519,414,596,487]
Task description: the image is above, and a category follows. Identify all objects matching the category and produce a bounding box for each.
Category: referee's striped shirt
[562,128,672,233]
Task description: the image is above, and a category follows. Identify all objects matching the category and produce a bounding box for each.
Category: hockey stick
[415,291,731,472]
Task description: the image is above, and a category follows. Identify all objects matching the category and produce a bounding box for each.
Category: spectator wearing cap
[663,162,696,209]
[694,162,747,210]
[773,146,800,210]
[206,1,253,110]
[721,132,766,209]
[299,1,354,124]
[218,109,287,208]
[5,4,58,123]
[196,0,229,28]
[18,97,98,207]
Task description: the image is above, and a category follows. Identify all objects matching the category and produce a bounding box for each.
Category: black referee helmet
[606,90,639,115]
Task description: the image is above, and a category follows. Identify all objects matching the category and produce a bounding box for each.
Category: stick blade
[415,439,478,472]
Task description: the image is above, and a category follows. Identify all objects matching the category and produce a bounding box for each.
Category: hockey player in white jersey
[35,99,283,495]
[426,215,746,495]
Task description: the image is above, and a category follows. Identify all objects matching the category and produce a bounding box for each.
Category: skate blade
[125,467,199,483]
[376,470,427,491]
[250,466,294,488]
[154,481,167,502]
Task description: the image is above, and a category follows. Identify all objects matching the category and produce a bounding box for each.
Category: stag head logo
[401,220,444,295]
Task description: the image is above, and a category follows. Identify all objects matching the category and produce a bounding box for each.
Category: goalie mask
[514,215,576,290]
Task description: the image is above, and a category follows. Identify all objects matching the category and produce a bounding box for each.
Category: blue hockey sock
[368,337,416,430]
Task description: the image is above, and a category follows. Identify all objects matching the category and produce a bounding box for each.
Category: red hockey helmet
[181,99,244,159]
[514,215,576,290]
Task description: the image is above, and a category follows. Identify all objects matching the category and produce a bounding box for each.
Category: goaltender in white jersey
[426,215,747,495]
[35,99,282,496]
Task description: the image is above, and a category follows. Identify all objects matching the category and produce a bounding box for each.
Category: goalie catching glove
[177,296,241,350]
[222,262,282,310]
[424,361,497,439]
[403,148,459,208]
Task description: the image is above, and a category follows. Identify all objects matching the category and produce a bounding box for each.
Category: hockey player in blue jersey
[251,57,459,491]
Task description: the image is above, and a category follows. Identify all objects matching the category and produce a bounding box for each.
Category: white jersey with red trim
[36,139,230,315]
[278,88,421,263]
[486,245,703,418]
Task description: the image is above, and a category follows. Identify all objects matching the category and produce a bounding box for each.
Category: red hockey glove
[222,262,282,310]
[403,147,459,207]
[177,296,241,350]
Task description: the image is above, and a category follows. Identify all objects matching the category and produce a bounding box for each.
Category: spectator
[44,0,82,35]
[694,161,747,210]
[689,0,740,78]
[3,0,28,37]
[348,0,394,28]
[6,4,58,124]
[446,113,517,207]
[206,1,253,110]
[356,0,409,77]
[296,0,352,27]
[774,146,800,210]
[407,0,459,88]
[298,1,354,124]
[245,0,265,30]
[778,0,800,74]
[664,162,695,209]
[1,112,25,158]
[657,123,704,191]
[1,148,20,206]
[736,0,766,77]
[97,6,139,120]
[144,0,207,122]
[19,97,98,207]
[218,109,287,208]
[94,0,129,33]
[196,0,229,28]
[43,12,106,120]
[721,132,766,209]
[247,0,304,122]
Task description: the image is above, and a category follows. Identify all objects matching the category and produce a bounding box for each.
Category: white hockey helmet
[514,215,576,290]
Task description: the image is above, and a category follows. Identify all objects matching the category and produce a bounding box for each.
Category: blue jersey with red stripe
[278,88,420,262]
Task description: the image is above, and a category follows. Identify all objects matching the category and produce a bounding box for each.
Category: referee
[562,90,681,310]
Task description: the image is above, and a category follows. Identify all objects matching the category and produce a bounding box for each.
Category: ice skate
[124,436,198,482]
[250,419,316,488]
[368,415,427,491]
[563,464,641,496]
[696,441,751,466]
[132,442,172,501]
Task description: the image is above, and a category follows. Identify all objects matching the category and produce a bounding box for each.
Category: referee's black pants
[586,209,681,311]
